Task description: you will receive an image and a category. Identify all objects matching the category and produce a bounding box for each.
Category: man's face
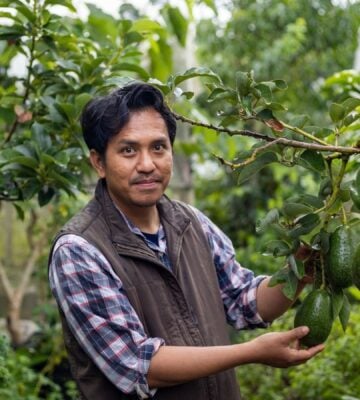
[91,108,173,215]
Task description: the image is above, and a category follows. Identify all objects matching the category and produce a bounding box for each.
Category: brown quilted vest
[49,179,241,400]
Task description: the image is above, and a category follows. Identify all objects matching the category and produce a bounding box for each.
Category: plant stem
[281,122,329,146]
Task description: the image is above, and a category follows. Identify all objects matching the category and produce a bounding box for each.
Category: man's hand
[147,326,324,388]
[249,326,325,368]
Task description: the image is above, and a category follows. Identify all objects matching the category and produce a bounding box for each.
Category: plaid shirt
[49,205,267,398]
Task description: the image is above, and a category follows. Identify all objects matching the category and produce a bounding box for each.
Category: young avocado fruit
[327,226,354,288]
[352,244,360,290]
[294,289,333,347]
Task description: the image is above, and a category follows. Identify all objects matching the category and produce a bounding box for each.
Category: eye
[153,142,167,152]
[120,146,136,155]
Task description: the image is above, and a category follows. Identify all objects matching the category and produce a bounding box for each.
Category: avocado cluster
[294,226,360,347]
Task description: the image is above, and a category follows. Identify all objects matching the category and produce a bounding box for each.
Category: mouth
[132,177,162,190]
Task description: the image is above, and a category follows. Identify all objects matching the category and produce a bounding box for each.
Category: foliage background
[0,0,360,398]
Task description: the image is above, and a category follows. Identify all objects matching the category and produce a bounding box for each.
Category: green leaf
[273,79,288,90]
[13,203,25,220]
[237,151,278,184]
[0,25,25,40]
[38,186,55,206]
[298,149,326,173]
[173,67,221,87]
[268,267,289,287]
[307,126,333,139]
[255,83,272,103]
[131,19,163,33]
[342,97,360,114]
[282,202,314,219]
[16,4,36,22]
[329,103,346,123]
[330,289,344,320]
[256,208,280,234]
[74,93,93,113]
[112,63,150,79]
[288,213,320,239]
[286,194,324,209]
[289,114,309,129]
[45,0,77,12]
[282,269,299,300]
[236,71,252,98]
[264,240,292,257]
[166,6,188,47]
[288,254,304,279]
[339,294,351,332]
[6,156,38,170]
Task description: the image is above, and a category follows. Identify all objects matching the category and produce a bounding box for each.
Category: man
[48,82,324,400]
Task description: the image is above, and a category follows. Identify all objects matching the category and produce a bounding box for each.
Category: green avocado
[294,289,333,347]
[352,244,360,290]
[327,226,353,288]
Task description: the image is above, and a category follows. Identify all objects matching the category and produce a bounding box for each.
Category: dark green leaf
[256,208,280,234]
[236,71,252,98]
[299,149,326,173]
[173,67,221,87]
[288,213,320,239]
[282,269,299,300]
[273,79,288,90]
[282,202,314,219]
[264,240,292,257]
[330,289,344,320]
[0,25,26,40]
[289,114,309,129]
[38,186,55,206]
[339,294,351,332]
[307,126,333,139]
[13,203,25,220]
[6,156,38,170]
[255,83,272,103]
[237,152,278,184]
[16,4,36,22]
[288,254,304,279]
[268,267,289,287]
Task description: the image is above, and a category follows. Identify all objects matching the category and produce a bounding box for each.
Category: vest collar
[94,179,191,245]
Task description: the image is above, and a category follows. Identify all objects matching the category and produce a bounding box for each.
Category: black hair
[80,82,177,155]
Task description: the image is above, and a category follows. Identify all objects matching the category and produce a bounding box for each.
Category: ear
[89,149,106,178]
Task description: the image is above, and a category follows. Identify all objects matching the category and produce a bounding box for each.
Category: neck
[130,208,160,233]
[113,200,160,234]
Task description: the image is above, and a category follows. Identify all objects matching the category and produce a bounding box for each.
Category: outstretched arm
[147,326,324,388]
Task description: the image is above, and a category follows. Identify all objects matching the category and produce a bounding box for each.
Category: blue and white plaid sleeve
[49,234,164,398]
[191,207,269,330]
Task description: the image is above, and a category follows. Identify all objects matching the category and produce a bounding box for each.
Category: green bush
[0,330,77,400]
[235,301,360,400]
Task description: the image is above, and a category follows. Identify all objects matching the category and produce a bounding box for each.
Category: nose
[136,150,155,173]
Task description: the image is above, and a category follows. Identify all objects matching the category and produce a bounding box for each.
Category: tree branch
[0,260,14,300]
[173,113,360,155]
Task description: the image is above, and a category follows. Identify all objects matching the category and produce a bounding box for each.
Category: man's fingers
[286,326,310,341]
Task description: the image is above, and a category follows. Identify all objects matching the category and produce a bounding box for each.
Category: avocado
[294,288,333,347]
[327,226,353,288]
[352,244,360,290]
